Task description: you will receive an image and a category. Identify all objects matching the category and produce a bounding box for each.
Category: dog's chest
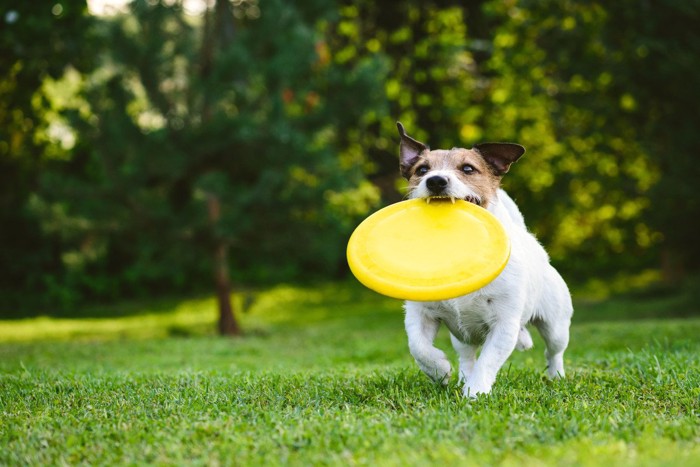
[427,294,495,345]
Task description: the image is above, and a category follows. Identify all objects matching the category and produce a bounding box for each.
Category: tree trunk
[200,0,241,336]
[208,194,241,336]
[660,247,685,285]
[214,240,241,336]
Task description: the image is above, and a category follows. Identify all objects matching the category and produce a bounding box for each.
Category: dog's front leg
[463,320,520,397]
[450,333,477,383]
[404,302,452,384]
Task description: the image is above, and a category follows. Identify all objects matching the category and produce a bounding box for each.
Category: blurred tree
[329,0,487,203]
[479,0,656,278]
[331,0,700,283]
[0,1,94,306]
[35,0,385,329]
[599,0,700,280]
[7,0,699,317]
[481,0,700,281]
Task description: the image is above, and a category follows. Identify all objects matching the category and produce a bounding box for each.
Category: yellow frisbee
[347,199,510,301]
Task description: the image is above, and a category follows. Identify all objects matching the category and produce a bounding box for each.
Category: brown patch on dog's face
[396,122,525,208]
[406,149,501,208]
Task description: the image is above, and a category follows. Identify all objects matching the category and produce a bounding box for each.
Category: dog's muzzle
[424,175,481,206]
[426,175,449,194]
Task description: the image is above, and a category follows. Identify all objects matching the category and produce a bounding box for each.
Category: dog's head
[397,122,525,209]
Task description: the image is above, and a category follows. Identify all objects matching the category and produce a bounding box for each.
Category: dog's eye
[416,165,429,176]
[462,164,475,174]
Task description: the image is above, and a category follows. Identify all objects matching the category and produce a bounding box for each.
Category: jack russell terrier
[397,122,573,398]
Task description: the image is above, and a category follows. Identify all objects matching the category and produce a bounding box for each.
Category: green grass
[1,281,699,465]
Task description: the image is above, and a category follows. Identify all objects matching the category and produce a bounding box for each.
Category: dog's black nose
[426,175,448,194]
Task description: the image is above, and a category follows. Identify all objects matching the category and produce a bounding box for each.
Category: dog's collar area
[425,195,481,206]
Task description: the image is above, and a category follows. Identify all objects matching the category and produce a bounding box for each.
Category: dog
[397,122,573,398]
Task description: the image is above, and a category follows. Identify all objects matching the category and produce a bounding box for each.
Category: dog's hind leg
[404,302,452,384]
[533,317,569,378]
[533,268,573,378]
[450,333,477,383]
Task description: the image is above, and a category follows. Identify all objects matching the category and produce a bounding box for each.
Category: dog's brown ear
[397,122,429,179]
[474,142,525,176]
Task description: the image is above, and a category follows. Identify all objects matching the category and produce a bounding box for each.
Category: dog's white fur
[399,128,573,398]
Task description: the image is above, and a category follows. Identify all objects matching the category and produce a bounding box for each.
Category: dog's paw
[413,348,452,385]
[545,351,565,379]
[546,364,565,379]
[462,381,492,399]
[419,360,452,385]
[462,373,494,398]
[515,326,533,351]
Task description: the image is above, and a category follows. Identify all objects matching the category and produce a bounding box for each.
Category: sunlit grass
[0,281,402,343]
[0,296,219,342]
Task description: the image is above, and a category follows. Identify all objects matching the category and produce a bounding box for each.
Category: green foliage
[25,0,386,307]
[481,0,700,278]
[330,0,700,279]
[328,2,487,202]
[3,0,700,311]
[1,282,699,464]
[0,1,95,306]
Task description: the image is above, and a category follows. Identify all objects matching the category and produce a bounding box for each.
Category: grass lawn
[1,281,699,465]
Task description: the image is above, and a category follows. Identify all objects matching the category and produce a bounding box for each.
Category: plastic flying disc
[346,199,510,301]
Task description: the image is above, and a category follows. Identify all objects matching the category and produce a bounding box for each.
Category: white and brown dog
[397,122,573,398]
